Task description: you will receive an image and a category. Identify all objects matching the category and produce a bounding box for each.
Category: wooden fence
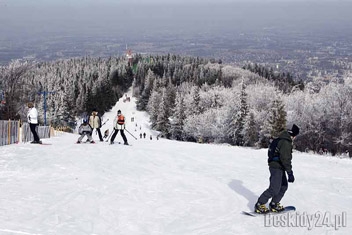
[0,120,20,146]
[0,120,63,146]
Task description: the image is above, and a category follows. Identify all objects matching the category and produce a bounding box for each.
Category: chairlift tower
[38,90,55,126]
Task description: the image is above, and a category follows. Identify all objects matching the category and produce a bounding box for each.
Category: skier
[110,110,129,145]
[89,108,104,142]
[254,124,300,214]
[27,102,42,144]
[77,119,95,144]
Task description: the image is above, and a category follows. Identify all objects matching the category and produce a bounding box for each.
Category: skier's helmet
[82,118,88,124]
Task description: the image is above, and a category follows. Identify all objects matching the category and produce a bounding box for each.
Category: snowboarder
[27,102,42,144]
[89,108,104,142]
[254,124,300,214]
[110,110,128,145]
[77,119,95,143]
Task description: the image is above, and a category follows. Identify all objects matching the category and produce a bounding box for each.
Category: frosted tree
[156,88,170,135]
[137,69,155,110]
[227,80,248,146]
[188,86,201,116]
[147,79,161,128]
[165,77,176,118]
[0,60,31,119]
[268,98,287,137]
[258,97,287,148]
[242,111,258,147]
[170,91,186,140]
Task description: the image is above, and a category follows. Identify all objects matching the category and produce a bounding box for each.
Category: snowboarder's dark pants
[95,128,103,141]
[110,129,128,144]
[29,123,40,142]
[258,167,288,204]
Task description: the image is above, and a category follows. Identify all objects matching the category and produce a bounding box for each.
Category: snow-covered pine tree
[170,91,186,140]
[242,111,258,147]
[268,98,287,138]
[156,88,170,135]
[258,97,287,148]
[147,79,161,128]
[229,80,249,146]
[137,69,155,111]
[189,86,201,115]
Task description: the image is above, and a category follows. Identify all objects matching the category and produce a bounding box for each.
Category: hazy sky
[2,0,349,6]
[1,0,351,41]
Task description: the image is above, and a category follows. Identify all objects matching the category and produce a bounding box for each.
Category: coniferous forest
[1,54,351,156]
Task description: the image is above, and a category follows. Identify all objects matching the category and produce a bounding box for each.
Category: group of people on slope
[77,109,128,145]
[27,102,300,214]
[26,102,129,145]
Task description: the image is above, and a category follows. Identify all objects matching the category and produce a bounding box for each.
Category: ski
[29,143,52,145]
[109,142,131,146]
[29,141,51,145]
[242,206,296,217]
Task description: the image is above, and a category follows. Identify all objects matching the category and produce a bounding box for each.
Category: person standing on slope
[254,124,300,214]
[110,110,128,145]
[89,108,104,142]
[27,102,42,144]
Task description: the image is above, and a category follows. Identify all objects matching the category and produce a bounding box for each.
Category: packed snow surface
[0,91,351,235]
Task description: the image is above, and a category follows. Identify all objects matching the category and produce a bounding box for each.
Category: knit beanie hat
[288,124,300,137]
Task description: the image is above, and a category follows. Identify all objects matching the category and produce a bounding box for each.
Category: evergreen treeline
[1,54,351,156]
[0,57,133,129]
[243,63,305,93]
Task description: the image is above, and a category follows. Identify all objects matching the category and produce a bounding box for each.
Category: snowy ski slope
[0,90,351,235]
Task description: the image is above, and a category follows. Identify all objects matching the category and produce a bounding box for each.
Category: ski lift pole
[38,90,55,126]
[124,128,137,140]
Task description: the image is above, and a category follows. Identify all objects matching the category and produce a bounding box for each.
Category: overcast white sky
[1,0,351,43]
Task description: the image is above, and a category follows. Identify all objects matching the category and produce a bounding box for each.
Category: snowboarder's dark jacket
[268,130,293,174]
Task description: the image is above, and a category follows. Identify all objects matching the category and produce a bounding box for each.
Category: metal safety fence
[21,123,51,143]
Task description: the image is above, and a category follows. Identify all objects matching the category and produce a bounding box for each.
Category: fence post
[8,119,11,144]
[18,120,21,143]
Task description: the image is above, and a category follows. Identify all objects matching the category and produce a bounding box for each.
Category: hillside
[0,90,351,235]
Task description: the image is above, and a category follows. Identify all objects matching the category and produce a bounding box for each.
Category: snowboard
[242,206,296,217]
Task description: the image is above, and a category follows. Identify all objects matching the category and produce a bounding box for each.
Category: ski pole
[125,128,137,140]
[106,129,114,142]
[101,118,109,127]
